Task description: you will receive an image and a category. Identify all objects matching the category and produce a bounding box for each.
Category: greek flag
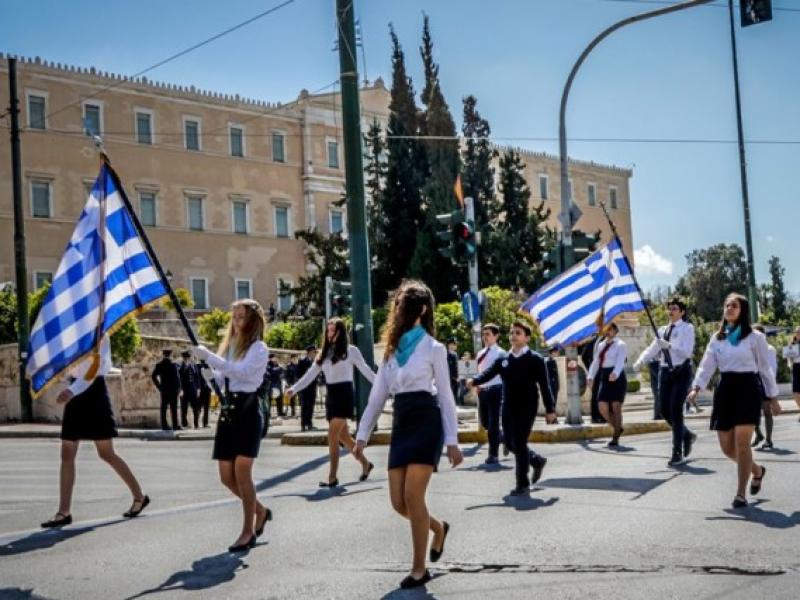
[26,165,168,396]
[522,238,645,346]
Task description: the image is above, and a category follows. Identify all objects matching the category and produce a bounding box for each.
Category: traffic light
[435,210,461,259]
[330,280,351,317]
[541,244,562,284]
[454,218,477,261]
[572,231,600,263]
[741,0,772,27]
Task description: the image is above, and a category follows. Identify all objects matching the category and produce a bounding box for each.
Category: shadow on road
[125,551,252,598]
[540,476,671,496]
[706,500,800,529]
[0,589,54,600]
[755,447,796,457]
[255,453,331,492]
[379,573,444,599]
[0,519,125,557]
[460,461,513,473]
[274,485,381,502]
[466,495,559,512]
[460,443,483,458]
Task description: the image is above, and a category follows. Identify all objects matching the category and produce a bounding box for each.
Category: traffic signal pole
[557,0,714,425]
[336,0,375,419]
[465,197,481,354]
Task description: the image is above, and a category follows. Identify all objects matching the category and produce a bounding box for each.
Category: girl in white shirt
[194,299,271,552]
[687,294,782,509]
[355,280,463,590]
[587,322,628,448]
[287,318,376,487]
[783,326,800,416]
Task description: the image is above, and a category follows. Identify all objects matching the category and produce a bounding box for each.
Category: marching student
[633,297,697,467]
[151,348,181,431]
[287,318,376,486]
[355,280,463,590]
[296,345,318,431]
[687,294,782,508]
[41,335,150,528]
[468,321,557,496]
[752,324,777,450]
[474,324,506,464]
[178,350,199,428]
[192,299,272,552]
[783,326,800,420]
[587,322,628,448]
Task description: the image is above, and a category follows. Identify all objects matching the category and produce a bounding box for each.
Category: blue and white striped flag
[26,165,168,397]
[522,238,645,347]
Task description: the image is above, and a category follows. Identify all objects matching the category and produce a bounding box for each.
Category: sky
[2,0,799,295]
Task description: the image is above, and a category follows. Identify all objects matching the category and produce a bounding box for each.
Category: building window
[31,180,52,218]
[272,132,285,163]
[610,187,618,209]
[28,94,46,130]
[235,279,252,301]
[229,125,244,157]
[135,110,153,145]
[587,183,596,207]
[190,278,209,310]
[275,206,289,238]
[327,140,339,169]
[139,191,156,227]
[277,280,293,313]
[232,200,248,234]
[330,209,344,234]
[184,118,200,151]
[83,103,102,136]
[33,271,53,290]
[539,175,548,200]
[187,197,204,231]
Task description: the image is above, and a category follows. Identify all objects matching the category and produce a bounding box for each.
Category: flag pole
[598,201,672,369]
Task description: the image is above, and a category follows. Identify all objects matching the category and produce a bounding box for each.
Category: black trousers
[478,386,503,457]
[198,388,211,427]
[271,385,284,416]
[649,361,662,420]
[659,361,694,455]
[300,387,316,430]
[502,404,543,489]
[160,391,179,429]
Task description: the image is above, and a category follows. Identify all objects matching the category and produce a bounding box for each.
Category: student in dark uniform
[545,346,561,404]
[446,337,460,404]
[266,355,284,417]
[588,323,628,447]
[648,358,662,420]
[355,280,463,590]
[285,357,299,417]
[687,294,782,508]
[178,350,199,428]
[192,299,272,552]
[296,346,318,431]
[474,324,506,464]
[579,335,605,423]
[196,361,212,428]
[41,336,150,528]
[151,348,181,430]
[469,321,557,496]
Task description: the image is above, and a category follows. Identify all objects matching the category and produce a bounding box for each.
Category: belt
[480,384,502,391]
[660,359,691,370]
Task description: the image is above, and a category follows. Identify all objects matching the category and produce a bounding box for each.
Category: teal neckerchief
[725,324,742,346]
[396,325,426,367]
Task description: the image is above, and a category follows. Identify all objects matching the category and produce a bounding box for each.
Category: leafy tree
[197,308,231,347]
[288,229,349,316]
[768,255,789,322]
[364,119,392,303]
[0,288,16,344]
[674,243,748,322]
[110,317,141,364]
[161,287,194,310]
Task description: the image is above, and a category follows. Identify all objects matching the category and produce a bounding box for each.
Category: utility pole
[336,0,375,419]
[464,197,481,354]
[8,58,33,422]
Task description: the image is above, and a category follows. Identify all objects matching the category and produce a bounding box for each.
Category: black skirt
[793,364,800,394]
[388,391,444,470]
[212,392,263,460]
[325,381,355,420]
[61,376,118,441]
[597,367,627,403]
[710,372,762,431]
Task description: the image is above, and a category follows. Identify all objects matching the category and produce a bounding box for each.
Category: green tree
[197,308,231,347]
[364,119,391,304]
[161,287,193,310]
[110,317,141,364]
[289,229,349,316]
[0,288,16,344]
[768,255,789,322]
[674,243,748,322]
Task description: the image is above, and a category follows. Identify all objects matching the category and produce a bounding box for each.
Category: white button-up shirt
[636,319,695,368]
[205,340,269,393]
[588,338,627,379]
[289,344,375,394]
[693,330,779,398]
[357,334,459,446]
[67,336,112,396]
[476,343,504,388]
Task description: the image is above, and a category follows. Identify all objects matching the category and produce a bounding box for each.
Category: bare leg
[794,392,800,411]
[94,440,143,502]
[338,424,369,472]
[55,440,79,518]
[326,418,346,482]
[734,425,760,498]
[218,460,267,540]
[402,464,440,579]
[233,456,258,546]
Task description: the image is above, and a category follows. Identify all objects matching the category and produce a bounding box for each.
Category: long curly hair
[218,299,266,360]
[381,280,435,361]
[317,318,349,365]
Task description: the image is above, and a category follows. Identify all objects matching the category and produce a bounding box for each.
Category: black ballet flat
[429,521,450,563]
[41,513,72,528]
[732,495,748,509]
[750,466,766,496]
[255,508,273,537]
[359,462,375,482]
[228,535,256,553]
[123,495,150,518]
[399,570,432,589]
[319,479,339,488]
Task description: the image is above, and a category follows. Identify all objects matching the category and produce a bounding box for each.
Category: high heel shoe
[359,462,374,482]
[123,495,150,518]
[319,479,339,488]
[228,535,256,553]
[750,465,766,496]
[255,508,273,537]
[429,521,450,562]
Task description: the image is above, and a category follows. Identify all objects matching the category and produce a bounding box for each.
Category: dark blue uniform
[152,358,181,430]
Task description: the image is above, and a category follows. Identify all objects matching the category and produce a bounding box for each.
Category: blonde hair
[218,299,266,360]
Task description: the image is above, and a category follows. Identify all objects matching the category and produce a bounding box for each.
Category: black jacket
[472,349,555,414]
[152,358,180,394]
[545,357,560,398]
[178,361,198,397]
[446,350,459,385]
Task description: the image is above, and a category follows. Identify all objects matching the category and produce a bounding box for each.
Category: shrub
[110,317,141,363]
[161,287,194,310]
[627,379,641,393]
[197,308,231,347]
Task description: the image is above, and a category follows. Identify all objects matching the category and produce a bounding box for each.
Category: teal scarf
[725,324,742,346]
[396,325,426,367]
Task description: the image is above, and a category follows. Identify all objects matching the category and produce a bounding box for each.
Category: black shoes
[732,495,748,509]
[530,456,547,484]
[41,513,72,528]
[228,535,256,553]
[760,440,774,451]
[607,438,619,448]
[255,508,273,537]
[750,465,766,496]
[510,486,530,496]
[751,431,765,447]
[429,521,450,563]
[484,455,499,465]
[400,570,432,589]
[123,495,150,518]
[359,462,375,482]
[667,452,684,467]
[319,479,339,488]
[684,432,697,459]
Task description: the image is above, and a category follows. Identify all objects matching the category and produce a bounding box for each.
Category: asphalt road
[1,415,799,599]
